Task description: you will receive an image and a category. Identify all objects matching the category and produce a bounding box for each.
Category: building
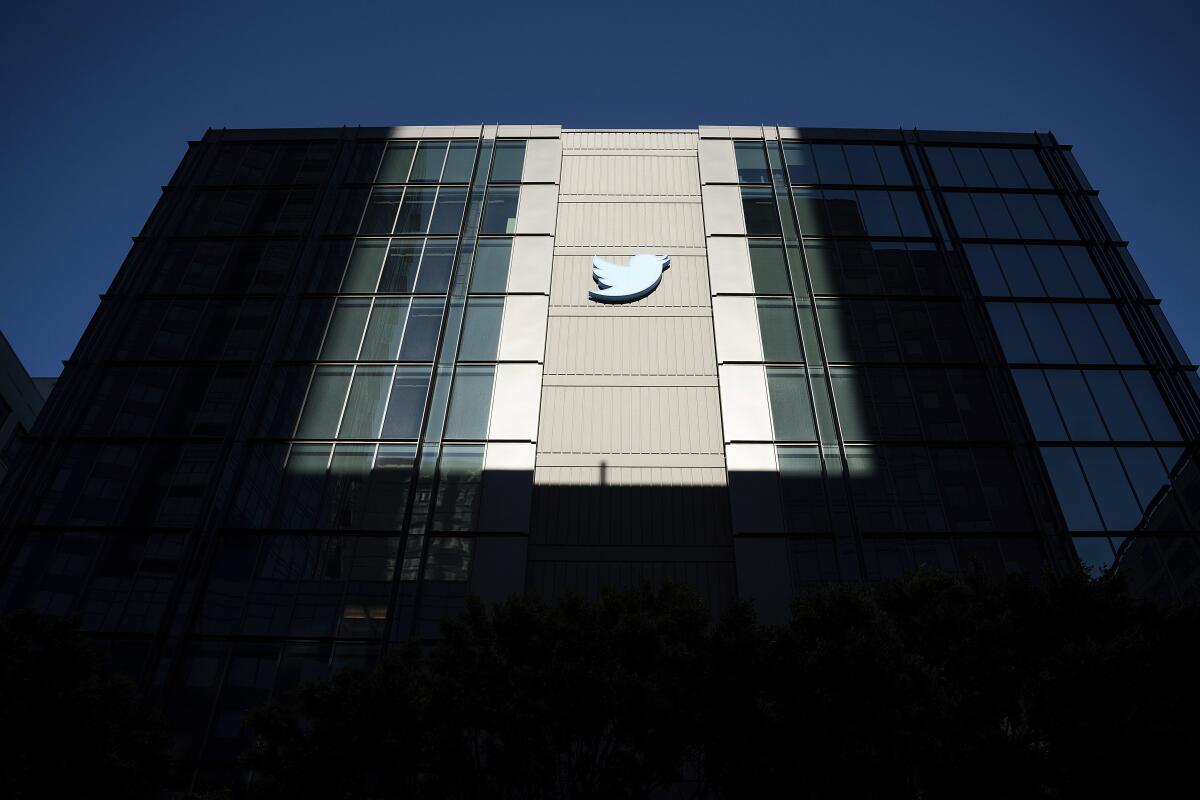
[0,124,1197,768]
[0,331,48,491]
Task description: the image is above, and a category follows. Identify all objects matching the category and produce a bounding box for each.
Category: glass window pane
[470,239,512,293]
[1043,370,1106,439]
[444,366,495,439]
[1084,371,1148,440]
[441,142,475,183]
[987,302,1035,362]
[431,445,485,531]
[297,367,352,438]
[398,299,442,360]
[783,143,818,184]
[812,144,850,183]
[428,187,466,234]
[757,299,803,361]
[1041,447,1102,530]
[952,148,993,186]
[792,189,830,235]
[408,140,448,183]
[1117,447,1172,507]
[1036,195,1077,239]
[994,245,1043,296]
[1003,194,1051,239]
[875,146,910,185]
[1077,447,1142,530]
[339,240,387,293]
[364,444,417,527]
[1012,150,1053,189]
[982,149,1026,188]
[856,191,900,236]
[804,240,841,294]
[749,240,791,294]
[766,368,816,441]
[413,240,456,294]
[1017,303,1073,363]
[823,189,866,236]
[381,367,431,438]
[843,145,883,184]
[376,142,415,183]
[377,239,422,293]
[346,143,385,183]
[481,187,520,234]
[359,299,410,360]
[1089,305,1141,363]
[1013,370,1066,439]
[1054,304,1111,363]
[741,187,781,235]
[458,298,503,361]
[1061,247,1107,298]
[734,141,770,183]
[490,141,526,182]
[360,188,403,235]
[338,367,392,438]
[1026,245,1079,298]
[964,244,1009,295]
[1121,371,1180,440]
[944,194,983,237]
[890,192,929,237]
[972,193,1017,238]
[319,300,370,360]
[394,188,436,234]
[926,148,962,187]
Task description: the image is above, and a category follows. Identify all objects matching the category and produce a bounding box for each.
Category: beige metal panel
[534,464,727,486]
[698,125,730,139]
[725,442,778,472]
[554,202,705,248]
[529,124,563,137]
[383,126,424,139]
[538,385,723,454]
[452,125,484,138]
[728,125,764,138]
[508,236,553,294]
[698,139,738,184]
[701,185,745,236]
[522,138,562,184]
[550,253,710,308]
[560,130,698,151]
[485,441,537,471]
[535,453,727,468]
[497,124,533,138]
[559,155,699,196]
[515,184,559,235]
[712,296,763,362]
[718,365,773,441]
[726,443,785,536]
[543,315,716,376]
[707,236,754,294]
[498,295,549,362]
[542,375,718,387]
[488,363,542,441]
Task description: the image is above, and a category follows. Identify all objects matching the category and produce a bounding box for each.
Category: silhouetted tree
[0,610,170,800]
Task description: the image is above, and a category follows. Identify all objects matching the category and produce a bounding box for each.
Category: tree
[0,610,170,800]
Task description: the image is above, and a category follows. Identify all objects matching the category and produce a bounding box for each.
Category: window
[734,141,770,183]
[741,188,781,235]
[413,240,456,294]
[296,367,352,438]
[481,187,520,234]
[490,141,526,183]
[408,140,448,183]
[458,298,503,360]
[394,188,436,234]
[381,367,432,439]
[766,368,816,441]
[338,367,392,438]
[431,445,485,531]
[442,142,476,183]
[757,299,803,361]
[376,142,416,183]
[398,300,443,360]
[360,188,404,235]
[470,239,512,293]
[748,239,790,294]
[444,366,495,439]
[378,240,422,292]
[319,300,370,360]
[359,299,409,360]
[428,188,467,234]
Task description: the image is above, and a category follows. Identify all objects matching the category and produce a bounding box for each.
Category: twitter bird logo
[589,254,671,303]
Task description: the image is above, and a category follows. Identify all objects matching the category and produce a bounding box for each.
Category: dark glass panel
[444,366,495,439]
[428,187,467,234]
[856,191,900,236]
[481,187,520,234]
[413,240,456,293]
[441,141,476,183]
[377,239,423,293]
[296,367,352,439]
[812,144,851,183]
[993,244,1043,296]
[394,187,436,234]
[376,142,416,183]
[1089,305,1142,363]
[757,299,803,361]
[1061,246,1108,298]
[328,189,369,234]
[1077,447,1142,530]
[890,191,930,237]
[783,142,818,184]
[792,189,829,235]
[1012,149,1053,189]
[1036,195,1078,239]
[981,149,1026,188]
[1013,369,1066,439]
[766,368,816,441]
[987,302,1036,362]
[364,445,417,527]
[1026,244,1079,297]
[874,146,910,184]
[925,148,962,187]
[1054,304,1112,363]
[741,187,781,235]
[1085,370,1148,440]
[431,445,485,531]
[381,367,432,439]
[951,148,994,187]
[1045,370,1107,439]
[458,298,503,360]
[843,145,883,184]
[1002,193,1051,239]
[398,299,442,360]
[1040,447,1103,530]
[1121,371,1180,440]
[339,240,388,293]
[360,188,404,235]
[346,142,385,183]
[823,189,867,236]
[490,141,526,183]
[1018,303,1073,363]
[359,299,409,360]
[944,193,983,237]
[408,140,448,183]
[804,240,840,294]
[964,244,1008,295]
[470,239,512,293]
[734,141,770,183]
[319,299,370,360]
[972,193,1018,238]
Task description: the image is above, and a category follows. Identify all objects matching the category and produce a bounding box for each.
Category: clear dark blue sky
[2,0,1197,376]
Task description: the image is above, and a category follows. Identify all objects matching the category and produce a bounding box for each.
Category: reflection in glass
[481,187,520,234]
[376,142,416,183]
[381,367,431,439]
[470,239,512,293]
[296,367,351,438]
[458,298,503,360]
[338,367,392,438]
[444,366,495,440]
[757,299,803,362]
[413,240,456,293]
[490,141,526,183]
[398,300,442,360]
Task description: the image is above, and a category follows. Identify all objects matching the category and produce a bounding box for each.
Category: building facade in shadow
[0,125,1197,773]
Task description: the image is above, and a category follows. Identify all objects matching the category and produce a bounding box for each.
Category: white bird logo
[589,254,671,303]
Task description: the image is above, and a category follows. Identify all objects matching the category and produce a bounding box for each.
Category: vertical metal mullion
[765,128,866,581]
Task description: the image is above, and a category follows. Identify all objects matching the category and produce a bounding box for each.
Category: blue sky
[1,0,1197,375]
